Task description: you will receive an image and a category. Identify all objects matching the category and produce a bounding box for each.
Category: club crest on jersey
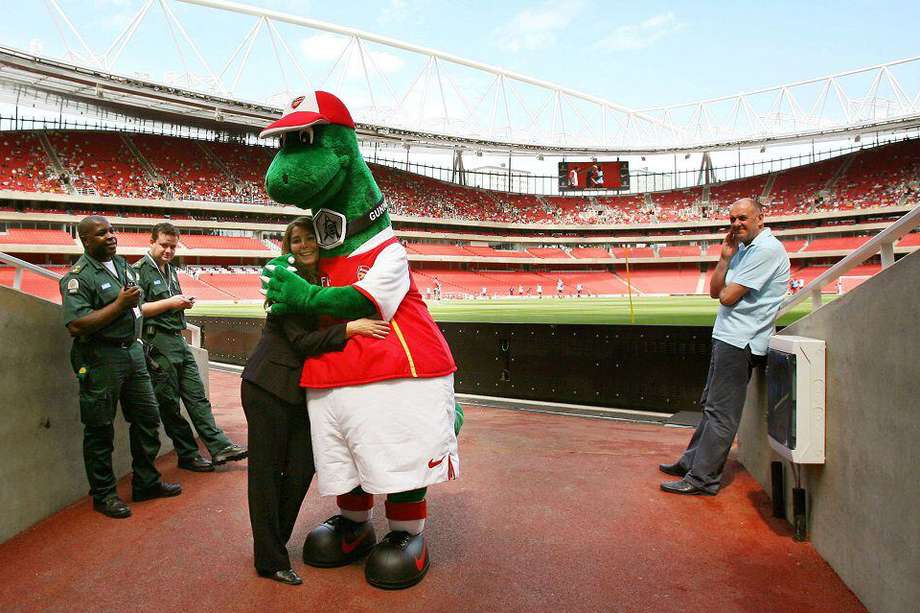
[313,208,347,249]
[356,265,370,281]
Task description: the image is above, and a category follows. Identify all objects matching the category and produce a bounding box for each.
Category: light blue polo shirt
[712,227,790,355]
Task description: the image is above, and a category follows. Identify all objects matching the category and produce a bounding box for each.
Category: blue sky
[4,0,920,110]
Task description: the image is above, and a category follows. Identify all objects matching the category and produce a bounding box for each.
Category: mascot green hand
[260,256,373,318]
[258,91,460,590]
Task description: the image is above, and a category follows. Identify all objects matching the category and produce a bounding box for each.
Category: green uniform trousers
[74,341,162,501]
[146,331,232,457]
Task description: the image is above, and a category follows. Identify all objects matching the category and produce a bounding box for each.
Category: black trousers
[240,380,315,573]
[677,339,764,494]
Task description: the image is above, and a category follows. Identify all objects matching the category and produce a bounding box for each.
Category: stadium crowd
[2,130,919,227]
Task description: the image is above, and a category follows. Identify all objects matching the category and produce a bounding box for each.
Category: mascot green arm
[261,262,376,319]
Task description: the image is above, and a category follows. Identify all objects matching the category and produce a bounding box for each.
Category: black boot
[302,515,376,568]
[364,531,429,590]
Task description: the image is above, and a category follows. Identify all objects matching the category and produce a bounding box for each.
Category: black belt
[144,326,181,337]
[97,337,136,349]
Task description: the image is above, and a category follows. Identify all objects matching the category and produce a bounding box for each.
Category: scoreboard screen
[558,161,629,191]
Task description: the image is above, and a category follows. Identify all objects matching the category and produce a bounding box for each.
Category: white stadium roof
[4,0,920,154]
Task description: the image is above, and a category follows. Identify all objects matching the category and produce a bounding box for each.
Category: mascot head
[261,91,387,256]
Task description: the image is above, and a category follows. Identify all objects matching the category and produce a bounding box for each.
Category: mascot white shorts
[307,374,460,496]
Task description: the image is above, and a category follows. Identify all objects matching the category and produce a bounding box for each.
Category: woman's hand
[346,319,390,339]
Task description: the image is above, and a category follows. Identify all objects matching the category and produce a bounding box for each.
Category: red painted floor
[0,370,864,613]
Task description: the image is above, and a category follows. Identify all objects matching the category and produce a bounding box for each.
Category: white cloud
[493,1,584,53]
[595,11,684,52]
[299,34,404,78]
[379,0,414,24]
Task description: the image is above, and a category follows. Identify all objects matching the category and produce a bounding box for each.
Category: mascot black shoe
[302,515,376,568]
[364,531,429,590]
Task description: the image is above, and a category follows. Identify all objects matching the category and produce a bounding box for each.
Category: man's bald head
[77,215,109,241]
[77,216,117,261]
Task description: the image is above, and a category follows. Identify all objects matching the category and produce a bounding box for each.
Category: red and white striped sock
[385,499,427,535]
[337,491,374,523]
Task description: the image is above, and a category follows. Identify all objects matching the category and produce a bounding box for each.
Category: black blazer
[241,314,347,405]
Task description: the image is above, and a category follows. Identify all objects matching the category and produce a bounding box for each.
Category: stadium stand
[828,139,920,210]
[526,247,571,258]
[803,236,873,252]
[571,247,611,259]
[178,235,269,251]
[0,228,76,246]
[131,134,237,201]
[195,273,264,300]
[659,245,702,258]
[206,140,275,202]
[0,266,67,303]
[48,131,159,198]
[0,132,64,193]
[624,267,700,294]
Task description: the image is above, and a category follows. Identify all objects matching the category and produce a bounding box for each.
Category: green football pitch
[188,295,829,326]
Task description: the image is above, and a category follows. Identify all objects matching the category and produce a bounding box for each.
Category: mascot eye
[298,128,314,145]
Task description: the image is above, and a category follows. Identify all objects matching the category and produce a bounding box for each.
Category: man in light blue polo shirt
[660,198,790,495]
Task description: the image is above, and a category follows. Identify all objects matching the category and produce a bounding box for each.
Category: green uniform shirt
[60,253,143,342]
[134,253,186,332]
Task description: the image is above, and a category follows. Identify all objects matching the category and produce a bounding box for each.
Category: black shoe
[93,496,132,519]
[257,569,303,586]
[659,462,688,478]
[302,515,376,568]
[365,531,430,590]
[660,479,714,496]
[133,481,183,502]
[212,443,248,465]
[178,455,215,472]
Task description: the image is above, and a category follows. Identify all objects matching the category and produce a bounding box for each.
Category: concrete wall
[0,286,209,543]
[737,250,920,613]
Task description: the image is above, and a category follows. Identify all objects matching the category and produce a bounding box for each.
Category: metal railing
[777,205,920,318]
[0,250,201,347]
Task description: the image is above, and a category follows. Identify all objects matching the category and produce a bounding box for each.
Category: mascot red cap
[260,91,355,138]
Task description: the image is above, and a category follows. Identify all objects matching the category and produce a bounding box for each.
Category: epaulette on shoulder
[70,264,82,274]
[132,259,145,269]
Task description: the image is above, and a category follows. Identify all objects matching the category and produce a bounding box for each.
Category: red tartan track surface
[0,370,864,613]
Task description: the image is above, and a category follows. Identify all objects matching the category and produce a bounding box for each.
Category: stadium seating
[709,175,768,209]
[206,141,276,202]
[131,134,238,201]
[195,273,263,300]
[612,247,655,259]
[49,131,159,198]
[0,132,64,193]
[0,228,75,245]
[112,232,153,247]
[658,245,702,258]
[803,236,872,252]
[624,267,701,294]
[898,232,920,247]
[178,235,269,251]
[571,247,611,259]
[828,139,920,210]
[0,266,67,303]
[526,247,571,258]
[768,157,842,214]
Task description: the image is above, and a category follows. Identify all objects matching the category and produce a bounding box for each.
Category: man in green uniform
[60,216,182,519]
[134,222,247,470]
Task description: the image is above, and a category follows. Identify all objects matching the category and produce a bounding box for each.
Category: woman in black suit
[241,216,388,585]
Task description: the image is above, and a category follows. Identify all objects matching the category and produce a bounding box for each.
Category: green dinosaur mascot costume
[259,91,461,590]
